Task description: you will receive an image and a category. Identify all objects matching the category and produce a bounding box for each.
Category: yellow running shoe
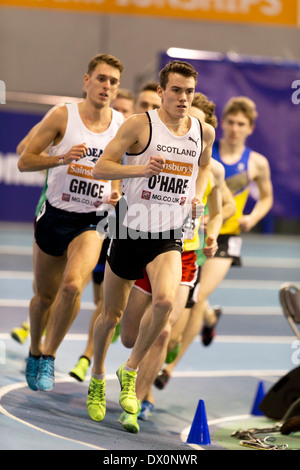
[69,356,90,382]
[86,376,106,422]
[116,362,139,414]
[11,322,30,344]
[118,405,140,434]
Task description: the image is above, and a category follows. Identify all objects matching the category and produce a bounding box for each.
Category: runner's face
[221,111,254,146]
[84,63,120,108]
[112,97,134,118]
[135,90,161,113]
[159,73,195,119]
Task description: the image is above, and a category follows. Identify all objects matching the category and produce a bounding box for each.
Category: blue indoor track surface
[0,222,300,452]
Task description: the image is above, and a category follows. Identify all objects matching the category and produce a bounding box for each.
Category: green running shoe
[118,406,140,434]
[111,323,121,343]
[116,362,139,414]
[165,342,181,364]
[69,356,90,382]
[11,322,30,344]
[86,376,106,422]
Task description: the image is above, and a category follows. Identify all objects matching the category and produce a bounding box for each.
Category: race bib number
[62,161,111,208]
[141,159,193,205]
[183,216,200,240]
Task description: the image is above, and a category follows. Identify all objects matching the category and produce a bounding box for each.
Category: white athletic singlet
[123,109,202,233]
[46,102,123,213]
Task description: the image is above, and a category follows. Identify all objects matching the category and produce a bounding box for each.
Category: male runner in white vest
[18,54,124,393]
[87,60,214,423]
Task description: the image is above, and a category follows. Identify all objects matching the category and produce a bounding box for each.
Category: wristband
[58,156,64,166]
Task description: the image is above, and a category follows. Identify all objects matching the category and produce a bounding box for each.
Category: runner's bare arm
[191,123,215,217]
[221,181,236,222]
[92,114,165,181]
[203,165,224,258]
[211,158,236,222]
[18,106,88,172]
[239,152,273,232]
[17,104,65,157]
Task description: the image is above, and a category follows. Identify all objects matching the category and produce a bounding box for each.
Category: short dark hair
[87,54,124,76]
[159,61,198,89]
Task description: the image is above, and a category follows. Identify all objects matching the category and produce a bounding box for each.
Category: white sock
[124,362,138,373]
[92,372,105,381]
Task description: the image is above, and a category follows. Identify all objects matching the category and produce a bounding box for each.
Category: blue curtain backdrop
[0,110,44,222]
[1,54,300,225]
[159,53,300,225]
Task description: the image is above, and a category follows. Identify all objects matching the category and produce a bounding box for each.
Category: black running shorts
[107,234,182,281]
[92,236,110,284]
[35,201,105,256]
[215,234,242,266]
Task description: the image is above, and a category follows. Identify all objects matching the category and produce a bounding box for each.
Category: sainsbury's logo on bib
[163,159,193,177]
[68,163,108,182]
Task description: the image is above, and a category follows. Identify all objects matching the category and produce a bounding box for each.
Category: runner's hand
[107,190,121,207]
[202,236,218,258]
[191,196,205,219]
[238,214,254,232]
[60,143,88,165]
[144,155,165,178]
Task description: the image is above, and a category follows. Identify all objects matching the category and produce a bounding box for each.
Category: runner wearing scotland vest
[17,54,124,393]
[87,60,214,424]
[121,107,202,236]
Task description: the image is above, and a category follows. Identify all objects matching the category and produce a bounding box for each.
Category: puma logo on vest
[188,136,199,147]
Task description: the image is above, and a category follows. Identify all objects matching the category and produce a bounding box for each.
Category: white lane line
[0,332,295,344]
[243,257,300,269]
[0,271,33,280]
[0,299,95,309]
[214,335,295,344]
[220,280,300,289]
[172,369,288,378]
[222,306,283,315]
[0,373,285,451]
[0,246,33,255]
[0,299,287,316]
[0,378,106,450]
[1,245,300,267]
[1,271,299,291]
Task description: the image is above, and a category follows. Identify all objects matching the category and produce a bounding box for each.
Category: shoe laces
[121,370,136,398]
[39,356,54,377]
[91,379,105,404]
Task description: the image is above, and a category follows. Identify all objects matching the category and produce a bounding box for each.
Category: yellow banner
[1,0,299,27]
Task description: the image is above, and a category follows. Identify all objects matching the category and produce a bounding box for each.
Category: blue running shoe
[25,353,41,391]
[138,400,154,421]
[37,355,55,391]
